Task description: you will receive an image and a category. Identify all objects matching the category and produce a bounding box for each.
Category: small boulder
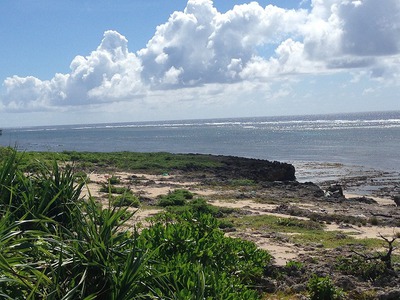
[392,195,400,207]
[335,275,356,291]
[325,184,344,198]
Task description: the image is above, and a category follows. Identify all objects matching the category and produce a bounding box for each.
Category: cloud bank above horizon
[1,0,400,116]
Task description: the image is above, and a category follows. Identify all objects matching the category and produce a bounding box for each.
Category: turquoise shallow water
[1,111,400,172]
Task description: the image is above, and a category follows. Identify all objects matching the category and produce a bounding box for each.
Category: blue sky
[1,0,399,127]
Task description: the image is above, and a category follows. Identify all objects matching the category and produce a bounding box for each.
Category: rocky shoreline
[84,155,400,299]
[293,161,400,200]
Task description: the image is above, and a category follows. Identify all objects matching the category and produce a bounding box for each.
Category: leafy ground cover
[0,148,223,174]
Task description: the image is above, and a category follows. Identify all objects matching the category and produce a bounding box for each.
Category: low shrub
[285,260,304,271]
[307,275,344,300]
[335,255,388,281]
[228,179,257,186]
[109,175,121,184]
[187,198,219,215]
[165,198,234,219]
[276,217,323,230]
[100,185,131,194]
[157,189,194,207]
[113,193,140,207]
[369,216,379,225]
[139,212,272,289]
[218,219,235,230]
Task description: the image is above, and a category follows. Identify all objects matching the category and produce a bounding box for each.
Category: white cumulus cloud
[2,31,144,111]
[138,0,309,87]
[1,0,400,113]
[303,0,400,73]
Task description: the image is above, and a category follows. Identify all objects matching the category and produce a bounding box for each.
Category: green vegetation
[335,234,400,281]
[139,212,272,298]
[157,194,239,221]
[112,193,140,207]
[108,175,121,184]
[227,214,323,233]
[285,260,304,271]
[1,146,398,298]
[157,189,194,207]
[335,254,388,281]
[0,147,223,174]
[155,189,237,218]
[276,217,324,230]
[307,275,344,300]
[99,174,139,207]
[0,149,271,299]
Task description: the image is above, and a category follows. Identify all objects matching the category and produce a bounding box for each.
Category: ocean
[1,111,400,175]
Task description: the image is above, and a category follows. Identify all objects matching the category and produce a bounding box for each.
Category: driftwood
[351,233,398,270]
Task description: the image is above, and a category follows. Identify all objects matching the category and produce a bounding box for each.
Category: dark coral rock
[213,155,296,182]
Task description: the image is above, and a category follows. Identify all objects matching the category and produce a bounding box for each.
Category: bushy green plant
[108,175,121,184]
[218,219,235,230]
[157,189,194,207]
[0,153,84,232]
[187,198,219,215]
[112,193,140,207]
[166,198,230,218]
[139,212,272,295]
[285,260,304,271]
[0,151,155,299]
[307,275,344,300]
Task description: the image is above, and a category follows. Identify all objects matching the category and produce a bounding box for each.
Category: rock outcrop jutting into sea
[179,154,296,182]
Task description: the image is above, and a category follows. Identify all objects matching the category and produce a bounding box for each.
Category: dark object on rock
[392,195,400,207]
[301,182,325,197]
[325,184,344,198]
